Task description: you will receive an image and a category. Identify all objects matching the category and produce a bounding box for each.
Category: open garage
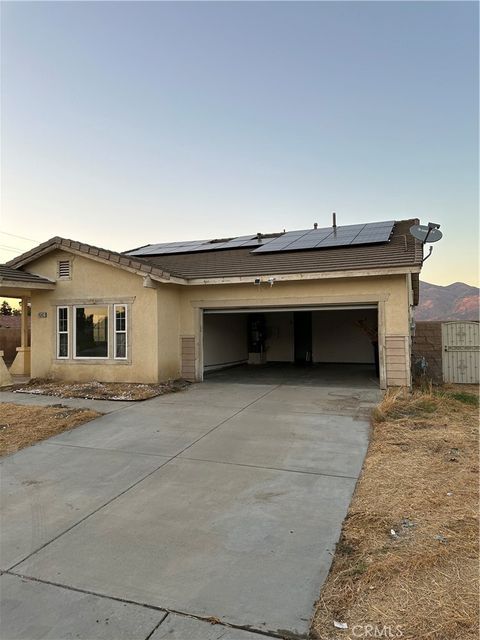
[202,305,379,387]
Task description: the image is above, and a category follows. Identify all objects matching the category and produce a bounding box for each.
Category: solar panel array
[127,221,395,256]
[127,235,265,256]
[251,221,395,254]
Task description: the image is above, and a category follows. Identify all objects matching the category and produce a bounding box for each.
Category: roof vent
[58,260,71,279]
[313,223,318,229]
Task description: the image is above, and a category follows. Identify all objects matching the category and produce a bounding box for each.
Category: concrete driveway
[1,378,382,639]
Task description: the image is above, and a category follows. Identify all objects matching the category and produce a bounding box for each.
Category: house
[0,218,423,388]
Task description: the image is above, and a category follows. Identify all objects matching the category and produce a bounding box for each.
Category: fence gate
[442,322,479,384]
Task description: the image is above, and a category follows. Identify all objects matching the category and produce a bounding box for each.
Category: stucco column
[20,296,29,347]
[0,350,13,387]
[9,297,31,376]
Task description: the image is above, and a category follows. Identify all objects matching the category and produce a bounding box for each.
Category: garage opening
[202,306,379,387]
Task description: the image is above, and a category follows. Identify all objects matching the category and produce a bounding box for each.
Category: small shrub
[447,392,479,407]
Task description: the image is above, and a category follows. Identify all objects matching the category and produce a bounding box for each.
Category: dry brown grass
[0,403,101,456]
[311,385,479,640]
[10,378,189,401]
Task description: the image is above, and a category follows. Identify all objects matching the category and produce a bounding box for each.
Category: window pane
[58,308,68,332]
[115,332,126,358]
[58,333,68,358]
[116,306,126,331]
[76,307,108,358]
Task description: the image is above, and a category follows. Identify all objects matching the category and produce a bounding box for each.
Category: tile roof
[0,264,54,285]
[4,220,423,304]
[6,237,173,281]
[138,219,423,280]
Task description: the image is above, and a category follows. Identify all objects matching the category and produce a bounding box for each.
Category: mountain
[415,281,479,321]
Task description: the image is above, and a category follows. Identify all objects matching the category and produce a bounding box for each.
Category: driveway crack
[4,570,298,639]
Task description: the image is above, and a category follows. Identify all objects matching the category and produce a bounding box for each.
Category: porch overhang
[0,281,56,297]
[0,264,56,297]
[0,265,55,379]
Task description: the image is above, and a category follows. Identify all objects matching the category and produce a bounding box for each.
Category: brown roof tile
[0,264,54,285]
[140,219,423,281]
[6,237,172,281]
[4,220,423,304]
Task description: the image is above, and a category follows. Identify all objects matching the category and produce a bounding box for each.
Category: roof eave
[185,264,422,285]
[0,278,56,290]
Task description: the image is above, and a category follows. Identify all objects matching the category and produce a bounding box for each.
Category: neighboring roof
[6,237,174,282]
[138,219,423,280]
[0,264,54,285]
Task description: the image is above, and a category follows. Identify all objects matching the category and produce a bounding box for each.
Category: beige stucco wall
[24,249,412,387]
[156,284,181,380]
[28,250,162,382]
[178,274,411,386]
[179,275,409,332]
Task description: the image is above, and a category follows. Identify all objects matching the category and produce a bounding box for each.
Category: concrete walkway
[0,389,135,413]
[1,378,382,639]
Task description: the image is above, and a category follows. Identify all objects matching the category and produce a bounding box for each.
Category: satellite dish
[409,222,443,244]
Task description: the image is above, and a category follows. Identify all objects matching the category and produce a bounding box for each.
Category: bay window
[55,303,129,362]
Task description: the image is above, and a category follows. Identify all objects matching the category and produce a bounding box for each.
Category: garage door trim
[204,304,377,314]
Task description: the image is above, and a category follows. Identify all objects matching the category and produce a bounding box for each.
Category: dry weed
[10,378,189,401]
[312,385,479,640]
[0,403,100,456]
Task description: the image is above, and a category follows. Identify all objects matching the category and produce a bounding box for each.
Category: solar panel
[127,234,270,256]
[350,222,395,245]
[126,221,395,256]
[252,221,394,253]
[252,230,312,253]
[128,240,209,256]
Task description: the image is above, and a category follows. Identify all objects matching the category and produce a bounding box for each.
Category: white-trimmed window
[74,306,109,359]
[57,307,69,358]
[114,304,127,359]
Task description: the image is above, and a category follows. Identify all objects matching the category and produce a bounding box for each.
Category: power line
[0,232,39,243]
[0,245,24,252]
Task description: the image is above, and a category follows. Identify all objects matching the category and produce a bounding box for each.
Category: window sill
[52,358,132,366]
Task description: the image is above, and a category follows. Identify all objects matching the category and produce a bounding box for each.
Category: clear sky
[1,1,478,286]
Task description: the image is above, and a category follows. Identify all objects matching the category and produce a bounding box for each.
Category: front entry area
[202,306,380,387]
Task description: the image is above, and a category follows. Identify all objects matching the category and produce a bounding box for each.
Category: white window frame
[114,304,128,360]
[56,306,69,359]
[73,304,110,360]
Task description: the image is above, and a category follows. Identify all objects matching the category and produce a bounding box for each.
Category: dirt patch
[311,384,479,640]
[10,378,190,401]
[0,403,101,456]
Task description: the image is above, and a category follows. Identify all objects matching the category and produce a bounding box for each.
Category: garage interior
[203,306,379,387]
